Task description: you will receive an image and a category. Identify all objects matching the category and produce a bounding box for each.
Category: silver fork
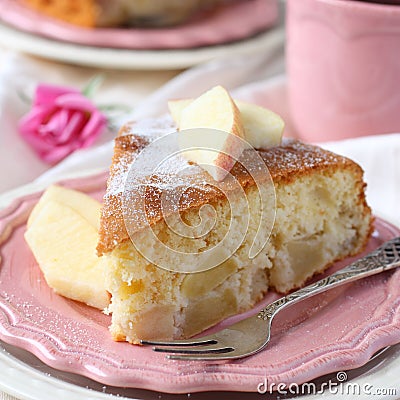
[141,237,400,361]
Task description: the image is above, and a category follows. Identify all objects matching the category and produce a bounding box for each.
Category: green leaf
[17,89,32,105]
[98,104,132,113]
[82,74,105,98]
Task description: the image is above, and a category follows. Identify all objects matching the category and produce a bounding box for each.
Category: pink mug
[286,0,400,142]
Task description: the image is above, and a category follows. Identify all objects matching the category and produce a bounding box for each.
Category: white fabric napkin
[320,134,400,228]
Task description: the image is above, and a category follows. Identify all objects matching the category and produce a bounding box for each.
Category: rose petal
[80,110,107,144]
[35,84,79,107]
[18,105,56,134]
[55,93,98,112]
[20,129,55,154]
[42,144,75,165]
[56,111,87,144]
[40,109,71,140]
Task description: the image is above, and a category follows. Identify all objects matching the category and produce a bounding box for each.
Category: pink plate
[0,0,278,50]
[0,172,399,393]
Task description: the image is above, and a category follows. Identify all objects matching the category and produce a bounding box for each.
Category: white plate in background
[0,22,284,70]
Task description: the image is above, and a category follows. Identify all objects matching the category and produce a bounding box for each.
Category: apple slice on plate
[25,187,109,310]
[28,185,101,230]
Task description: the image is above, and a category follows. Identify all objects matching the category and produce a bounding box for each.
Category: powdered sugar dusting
[98,118,359,254]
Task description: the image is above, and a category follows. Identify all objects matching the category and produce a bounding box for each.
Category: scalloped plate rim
[0,171,399,393]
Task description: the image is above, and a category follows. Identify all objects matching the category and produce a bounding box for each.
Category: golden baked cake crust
[97,118,371,256]
[23,0,225,28]
[23,0,99,27]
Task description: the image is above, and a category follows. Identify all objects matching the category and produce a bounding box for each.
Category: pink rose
[18,84,107,165]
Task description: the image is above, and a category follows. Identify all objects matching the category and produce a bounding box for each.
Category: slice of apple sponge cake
[97,117,372,344]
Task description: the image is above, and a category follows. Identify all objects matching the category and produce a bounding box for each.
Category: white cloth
[320,134,400,228]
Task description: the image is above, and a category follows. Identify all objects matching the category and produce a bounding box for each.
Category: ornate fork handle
[258,237,400,321]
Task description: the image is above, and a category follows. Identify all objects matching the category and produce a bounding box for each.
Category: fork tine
[153,345,234,355]
[140,338,217,346]
[167,352,236,361]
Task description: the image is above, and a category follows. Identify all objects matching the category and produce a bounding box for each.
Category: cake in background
[22,0,229,28]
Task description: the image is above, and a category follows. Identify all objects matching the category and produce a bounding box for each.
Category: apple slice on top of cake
[97,86,372,344]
